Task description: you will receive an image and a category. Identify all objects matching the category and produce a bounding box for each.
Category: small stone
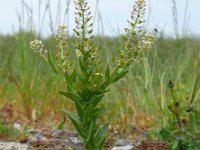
[69,137,82,146]
[0,142,28,150]
[115,139,131,146]
[13,123,22,130]
[25,129,41,135]
[112,145,134,150]
[30,133,47,142]
[51,130,65,138]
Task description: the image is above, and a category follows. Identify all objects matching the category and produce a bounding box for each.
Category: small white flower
[94,72,103,76]
[30,39,47,57]
[76,49,82,57]
[138,33,155,50]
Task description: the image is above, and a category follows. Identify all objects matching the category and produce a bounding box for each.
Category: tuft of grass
[0,122,20,139]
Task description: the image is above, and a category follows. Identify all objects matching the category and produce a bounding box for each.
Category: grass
[0,122,20,139]
[0,34,199,128]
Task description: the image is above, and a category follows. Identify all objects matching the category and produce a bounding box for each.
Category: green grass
[0,122,20,138]
[0,34,199,127]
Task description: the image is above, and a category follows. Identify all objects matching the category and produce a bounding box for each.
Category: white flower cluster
[75,49,82,57]
[139,33,155,50]
[30,39,47,56]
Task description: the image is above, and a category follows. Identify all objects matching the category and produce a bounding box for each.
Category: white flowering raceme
[30,1,153,150]
[30,39,47,57]
[75,49,82,57]
[139,33,155,50]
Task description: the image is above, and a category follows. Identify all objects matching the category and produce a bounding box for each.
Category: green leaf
[111,69,128,83]
[47,52,59,75]
[100,78,111,90]
[63,110,86,138]
[70,68,77,81]
[87,66,94,77]
[85,121,95,147]
[105,65,110,79]
[59,91,84,118]
[95,124,109,149]
[93,108,106,120]
[84,104,94,126]
[77,72,87,83]
[110,66,118,78]
[79,58,86,74]
[59,91,81,101]
[92,94,104,107]
[65,72,73,90]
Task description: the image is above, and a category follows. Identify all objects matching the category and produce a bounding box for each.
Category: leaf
[100,78,110,90]
[70,68,77,81]
[91,90,108,107]
[59,91,81,101]
[111,69,128,83]
[59,91,84,118]
[93,108,106,120]
[105,65,110,79]
[92,94,104,107]
[87,66,94,77]
[94,124,109,149]
[63,110,86,138]
[77,72,87,83]
[65,72,73,90]
[79,58,86,73]
[47,52,59,74]
[85,121,95,146]
[84,104,94,126]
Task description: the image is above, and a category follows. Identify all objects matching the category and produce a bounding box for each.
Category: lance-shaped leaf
[63,110,86,138]
[83,104,94,126]
[60,91,84,118]
[94,123,109,149]
[47,52,60,75]
[85,121,96,147]
[111,69,128,83]
[93,108,106,120]
[91,94,104,107]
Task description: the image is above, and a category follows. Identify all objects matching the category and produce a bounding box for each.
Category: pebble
[13,123,22,130]
[115,139,131,146]
[51,130,66,139]
[29,133,47,142]
[25,129,41,135]
[0,142,28,150]
[111,145,134,150]
[69,137,82,146]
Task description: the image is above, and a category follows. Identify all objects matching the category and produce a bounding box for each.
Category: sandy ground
[0,142,28,150]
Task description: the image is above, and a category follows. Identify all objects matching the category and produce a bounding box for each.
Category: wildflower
[30,39,47,56]
[56,25,68,48]
[75,49,82,57]
[94,72,103,76]
[138,33,155,50]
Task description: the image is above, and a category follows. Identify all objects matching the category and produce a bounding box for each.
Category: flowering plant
[30,0,154,149]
